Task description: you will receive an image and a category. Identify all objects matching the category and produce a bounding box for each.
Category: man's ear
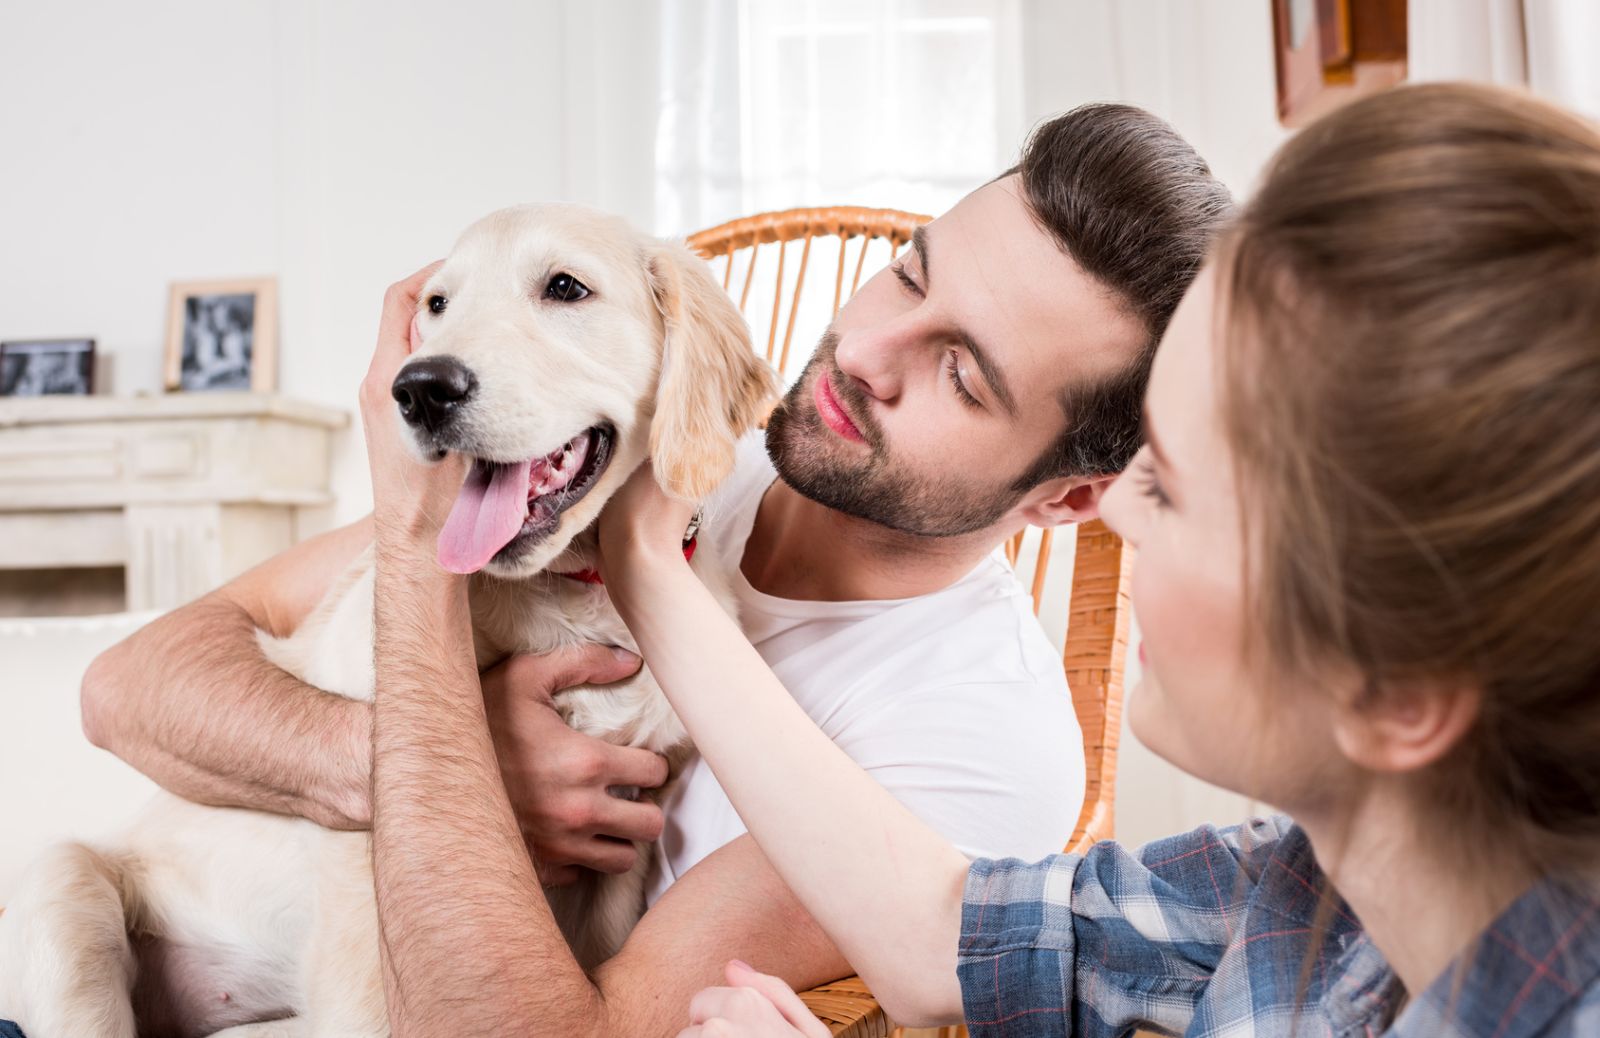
[1014,474,1114,528]
[1330,678,1481,774]
[646,241,781,501]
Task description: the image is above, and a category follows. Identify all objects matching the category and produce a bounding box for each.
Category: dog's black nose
[392,356,476,433]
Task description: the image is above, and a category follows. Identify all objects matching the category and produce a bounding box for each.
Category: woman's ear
[1330,678,1481,774]
[646,242,780,501]
[1014,474,1114,528]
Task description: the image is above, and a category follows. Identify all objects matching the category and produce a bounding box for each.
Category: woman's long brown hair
[1217,82,1600,1017]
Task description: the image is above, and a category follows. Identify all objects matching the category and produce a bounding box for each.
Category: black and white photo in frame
[165,277,277,392]
[0,338,96,396]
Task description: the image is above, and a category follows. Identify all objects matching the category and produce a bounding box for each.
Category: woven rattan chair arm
[799,974,894,1037]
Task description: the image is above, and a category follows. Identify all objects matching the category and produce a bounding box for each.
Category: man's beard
[764,330,1026,538]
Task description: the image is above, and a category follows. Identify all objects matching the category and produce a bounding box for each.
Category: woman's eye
[426,294,448,315]
[1134,456,1173,510]
[545,273,591,302]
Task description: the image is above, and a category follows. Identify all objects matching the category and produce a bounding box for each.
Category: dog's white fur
[0,203,777,1038]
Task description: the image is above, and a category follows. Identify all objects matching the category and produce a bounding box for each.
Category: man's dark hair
[1006,103,1233,491]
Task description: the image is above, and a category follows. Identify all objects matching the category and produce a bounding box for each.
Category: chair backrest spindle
[779,234,814,373]
[849,232,872,296]
[739,245,760,312]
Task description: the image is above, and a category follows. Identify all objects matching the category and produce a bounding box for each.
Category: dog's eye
[545,274,590,303]
[426,294,448,315]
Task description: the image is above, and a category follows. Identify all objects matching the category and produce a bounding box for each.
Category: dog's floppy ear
[646,241,780,500]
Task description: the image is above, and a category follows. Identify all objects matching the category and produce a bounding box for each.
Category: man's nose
[392,355,477,433]
[833,322,916,401]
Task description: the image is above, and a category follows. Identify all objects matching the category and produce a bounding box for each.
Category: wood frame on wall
[1272,0,1408,127]
[163,276,278,393]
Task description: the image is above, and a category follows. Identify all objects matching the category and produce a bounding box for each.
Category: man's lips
[814,372,865,443]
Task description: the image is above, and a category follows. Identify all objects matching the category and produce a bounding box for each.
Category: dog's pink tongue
[437,460,533,574]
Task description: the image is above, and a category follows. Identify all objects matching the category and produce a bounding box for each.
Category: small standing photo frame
[165,277,278,392]
[0,338,97,397]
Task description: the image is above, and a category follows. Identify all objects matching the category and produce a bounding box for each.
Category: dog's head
[391,203,777,578]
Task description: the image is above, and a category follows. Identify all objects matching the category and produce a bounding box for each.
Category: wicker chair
[686,208,1135,1038]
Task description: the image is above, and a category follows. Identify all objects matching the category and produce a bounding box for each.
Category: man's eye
[892,262,923,298]
[426,294,448,315]
[545,274,591,302]
[945,350,981,409]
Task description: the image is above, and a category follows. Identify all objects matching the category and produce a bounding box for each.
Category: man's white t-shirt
[645,434,1085,906]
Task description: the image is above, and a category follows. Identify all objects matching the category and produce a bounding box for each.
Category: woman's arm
[601,481,968,1027]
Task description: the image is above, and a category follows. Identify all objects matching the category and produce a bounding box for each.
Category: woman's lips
[814,372,865,443]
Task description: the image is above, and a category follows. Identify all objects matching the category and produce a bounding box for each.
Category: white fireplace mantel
[0,393,348,614]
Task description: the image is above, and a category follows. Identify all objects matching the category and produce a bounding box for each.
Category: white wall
[0,3,280,404]
[1021,0,1289,203]
[0,0,662,531]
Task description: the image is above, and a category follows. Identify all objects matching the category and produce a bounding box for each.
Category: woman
[599,82,1600,1036]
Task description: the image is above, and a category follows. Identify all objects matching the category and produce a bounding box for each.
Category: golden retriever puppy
[0,203,777,1038]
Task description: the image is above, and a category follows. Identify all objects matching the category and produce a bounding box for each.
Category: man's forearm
[370,552,613,1037]
[81,590,371,829]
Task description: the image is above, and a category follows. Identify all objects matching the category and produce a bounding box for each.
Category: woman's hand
[358,261,464,563]
[596,460,697,585]
[677,961,833,1038]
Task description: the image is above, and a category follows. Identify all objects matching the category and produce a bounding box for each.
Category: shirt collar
[1391,877,1600,1038]
[1324,930,1403,1037]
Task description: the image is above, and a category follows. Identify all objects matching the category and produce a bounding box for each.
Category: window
[656,0,1022,235]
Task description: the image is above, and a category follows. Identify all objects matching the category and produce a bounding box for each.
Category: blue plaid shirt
[959,817,1600,1037]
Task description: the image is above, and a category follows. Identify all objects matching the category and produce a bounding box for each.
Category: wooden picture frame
[164,276,278,393]
[1273,0,1408,127]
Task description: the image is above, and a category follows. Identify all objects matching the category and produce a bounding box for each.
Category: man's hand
[678,961,832,1038]
[359,261,465,560]
[482,646,671,885]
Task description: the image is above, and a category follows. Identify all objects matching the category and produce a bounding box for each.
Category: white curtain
[654,0,1024,237]
[1524,0,1600,121]
[1411,0,1600,121]
[654,0,745,238]
[1409,0,1527,85]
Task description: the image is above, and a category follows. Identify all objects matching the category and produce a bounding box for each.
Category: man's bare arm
[382,628,852,1038]
[358,262,847,1036]
[369,537,845,1037]
[593,835,851,1038]
[80,505,671,872]
[79,517,375,829]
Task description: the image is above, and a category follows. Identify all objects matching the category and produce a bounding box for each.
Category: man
[78,104,1229,1036]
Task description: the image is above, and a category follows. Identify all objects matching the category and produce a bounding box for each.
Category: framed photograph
[0,338,96,397]
[164,277,278,392]
[1272,0,1407,127]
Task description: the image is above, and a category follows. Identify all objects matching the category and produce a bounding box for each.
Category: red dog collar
[556,537,698,586]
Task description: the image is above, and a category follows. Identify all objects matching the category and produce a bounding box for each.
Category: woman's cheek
[1125,552,1181,754]
[1123,542,1249,781]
